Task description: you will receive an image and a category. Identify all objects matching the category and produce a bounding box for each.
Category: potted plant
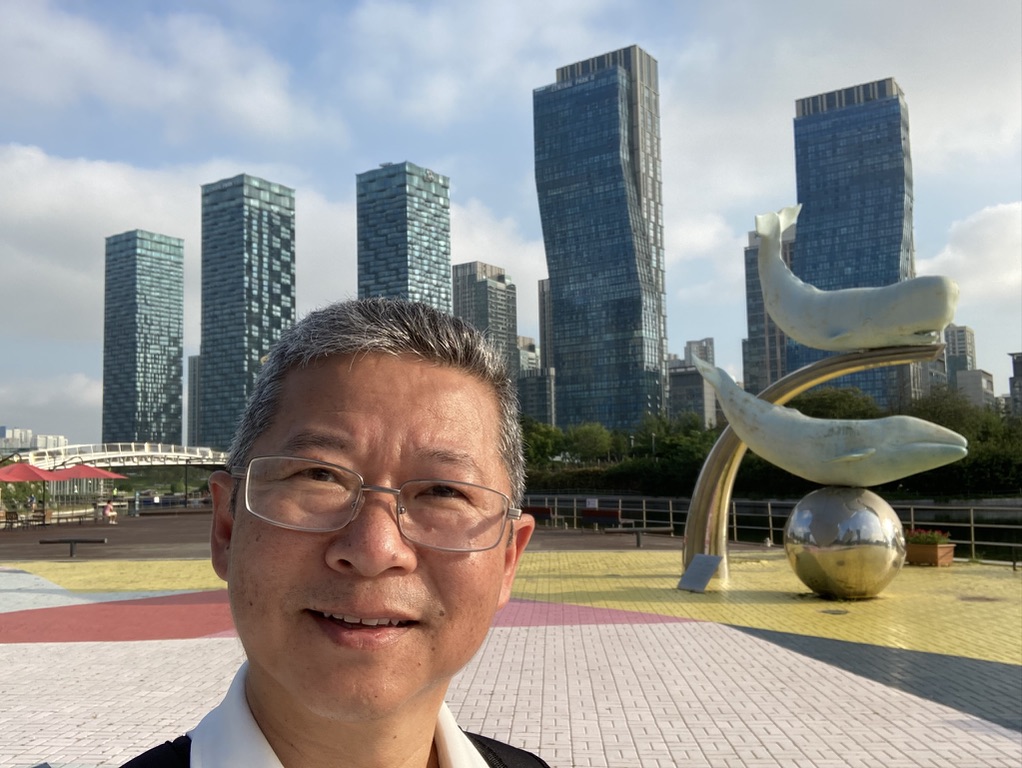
[904,528,955,567]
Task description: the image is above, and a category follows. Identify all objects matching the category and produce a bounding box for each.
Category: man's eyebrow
[278,432,353,454]
[418,448,485,476]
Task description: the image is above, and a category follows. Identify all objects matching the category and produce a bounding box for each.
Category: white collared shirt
[189,662,488,768]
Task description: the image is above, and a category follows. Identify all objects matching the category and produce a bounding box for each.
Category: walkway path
[1,521,1019,767]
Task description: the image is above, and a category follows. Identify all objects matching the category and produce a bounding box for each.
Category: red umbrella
[0,464,59,482]
[50,465,128,481]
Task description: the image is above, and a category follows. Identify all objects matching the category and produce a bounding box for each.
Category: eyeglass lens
[242,456,509,551]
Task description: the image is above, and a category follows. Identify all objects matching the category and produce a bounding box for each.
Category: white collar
[188,663,489,768]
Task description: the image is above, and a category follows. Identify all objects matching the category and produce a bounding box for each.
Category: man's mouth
[315,611,414,628]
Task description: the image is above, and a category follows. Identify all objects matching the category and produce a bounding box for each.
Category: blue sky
[1,0,1020,444]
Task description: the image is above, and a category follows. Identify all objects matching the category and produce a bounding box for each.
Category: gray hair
[227,297,525,505]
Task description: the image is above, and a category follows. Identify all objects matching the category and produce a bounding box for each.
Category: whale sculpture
[756,205,959,351]
[692,357,968,487]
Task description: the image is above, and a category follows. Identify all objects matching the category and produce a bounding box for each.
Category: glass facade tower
[534,45,667,431]
[357,162,452,312]
[102,230,184,444]
[742,224,795,394]
[198,174,295,450]
[789,77,915,409]
[452,261,519,378]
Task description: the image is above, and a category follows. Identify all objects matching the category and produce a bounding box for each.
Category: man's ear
[498,513,535,608]
[209,470,236,582]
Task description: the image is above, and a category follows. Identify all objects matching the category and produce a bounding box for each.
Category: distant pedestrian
[103,499,118,525]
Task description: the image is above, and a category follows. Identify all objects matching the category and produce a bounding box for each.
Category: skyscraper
[452,261,519,377]
[684,338,715,367]
[198,174,295,450]
[534,45,667,431]
[789,77,915,410]
[1009,353,1022,417]
[102,230,184,444]
[537,278,554,372]
[944,323,977,389]
[357,162,451,312]
[742,224,795,394]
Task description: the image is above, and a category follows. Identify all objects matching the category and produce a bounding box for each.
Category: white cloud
[0,373,101,445]
[917,202,1022,383]
[294,193,359,314]
[337,0,617,128]
[0,0,345,145]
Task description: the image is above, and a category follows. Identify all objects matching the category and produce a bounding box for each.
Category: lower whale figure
[756,205,959,351]
[693,357,968,487]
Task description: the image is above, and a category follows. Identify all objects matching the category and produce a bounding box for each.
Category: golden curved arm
[681,344,944,581]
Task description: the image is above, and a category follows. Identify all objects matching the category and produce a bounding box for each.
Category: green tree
[787,387,883,420]
[521,417,563,468]
[564,422,612,464]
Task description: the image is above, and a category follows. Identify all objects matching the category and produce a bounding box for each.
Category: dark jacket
[120,732,551,767]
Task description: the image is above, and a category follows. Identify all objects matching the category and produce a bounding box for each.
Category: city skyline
[1,1,1019,443]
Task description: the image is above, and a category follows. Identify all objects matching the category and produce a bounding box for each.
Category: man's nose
[326,487,416,576]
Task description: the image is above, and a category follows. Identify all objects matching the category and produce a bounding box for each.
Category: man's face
[209,353,533,728]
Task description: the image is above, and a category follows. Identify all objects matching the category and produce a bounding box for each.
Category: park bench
[39,537,108,558]
[604,520,674,548]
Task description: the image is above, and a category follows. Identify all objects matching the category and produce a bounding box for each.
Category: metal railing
[523,494,1022,563]
[22,443,228,469]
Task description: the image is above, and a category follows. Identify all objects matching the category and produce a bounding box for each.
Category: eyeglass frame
[226,455,523,553]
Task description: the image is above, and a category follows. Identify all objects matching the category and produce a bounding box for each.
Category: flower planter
[905,542,955,567]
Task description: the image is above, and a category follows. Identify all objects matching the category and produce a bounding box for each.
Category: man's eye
[292,468,338,483]
[423,484,465,499]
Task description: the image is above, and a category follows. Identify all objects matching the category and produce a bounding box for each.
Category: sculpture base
[784,487,906,599]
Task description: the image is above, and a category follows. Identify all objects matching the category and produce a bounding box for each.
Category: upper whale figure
[756,205,959,351]
[692,357,968,488]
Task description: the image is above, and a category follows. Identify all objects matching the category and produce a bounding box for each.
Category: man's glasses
[230,455,521,552]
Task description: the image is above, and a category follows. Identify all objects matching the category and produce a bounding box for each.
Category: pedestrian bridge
[22,443,229,470]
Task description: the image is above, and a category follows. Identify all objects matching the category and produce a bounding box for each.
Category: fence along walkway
[523,494,1022,561]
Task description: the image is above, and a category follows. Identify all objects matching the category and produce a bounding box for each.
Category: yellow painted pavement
[8,550,1021,665]
[6,559,222,593]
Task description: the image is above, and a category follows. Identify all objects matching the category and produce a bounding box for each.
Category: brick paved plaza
[1,515,1019,767]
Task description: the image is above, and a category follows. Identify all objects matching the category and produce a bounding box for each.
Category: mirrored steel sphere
[784,486,905,599]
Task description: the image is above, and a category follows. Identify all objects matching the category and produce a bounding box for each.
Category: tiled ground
[1,549,1020,767]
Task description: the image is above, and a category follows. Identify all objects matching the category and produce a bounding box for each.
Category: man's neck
[246,680,445,768]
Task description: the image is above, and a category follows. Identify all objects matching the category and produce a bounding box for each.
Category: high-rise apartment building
[684,338,715,367]
[789,78,915,410]
[452,261,519,377]
[1009,353,1022,417]
[187,355,201,446]
[742,224,795,394]
[102,230,184,444]
[944,324,977,389]
[667,357,716,429]
[357,162,451,312]
[518,336,541,374]
[197,174,295,450]
[957,369,996,410]
[534,45,667,430]
[537,279,554,372]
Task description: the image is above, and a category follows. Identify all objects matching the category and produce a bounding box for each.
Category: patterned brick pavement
[2,541,1020,767]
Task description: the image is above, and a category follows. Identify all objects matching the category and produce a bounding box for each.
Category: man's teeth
[321,612,404,627]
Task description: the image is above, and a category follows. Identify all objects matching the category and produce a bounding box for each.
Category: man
[124,298,548,767]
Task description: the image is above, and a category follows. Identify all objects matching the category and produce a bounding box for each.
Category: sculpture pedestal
[783,487,906,599]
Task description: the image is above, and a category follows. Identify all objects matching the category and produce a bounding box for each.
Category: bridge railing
[25,443,229,469]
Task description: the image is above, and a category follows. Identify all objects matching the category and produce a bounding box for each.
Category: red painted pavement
[0,594,692,644]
